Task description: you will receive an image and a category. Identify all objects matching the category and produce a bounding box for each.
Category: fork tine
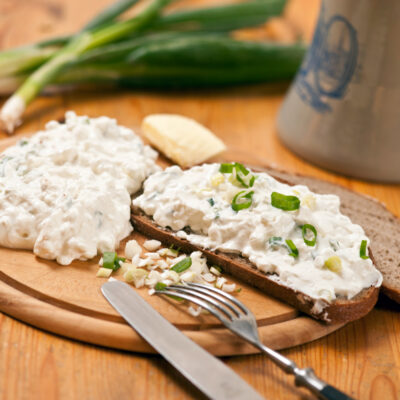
[166,286,236,319]
[187,282,251,315]
[155,288,229,324]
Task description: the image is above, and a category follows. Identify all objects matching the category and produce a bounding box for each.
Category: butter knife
[102,280,264,400]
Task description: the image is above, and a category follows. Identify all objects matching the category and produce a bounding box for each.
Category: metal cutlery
[156,282,354,400]
[102,280,264,400]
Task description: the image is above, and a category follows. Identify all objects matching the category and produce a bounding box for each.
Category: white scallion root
[0,95,25,134]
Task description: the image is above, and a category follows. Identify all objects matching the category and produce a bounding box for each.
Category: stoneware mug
[277,0,400,182]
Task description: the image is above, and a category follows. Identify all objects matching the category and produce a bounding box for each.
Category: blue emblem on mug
[295,6,358,112]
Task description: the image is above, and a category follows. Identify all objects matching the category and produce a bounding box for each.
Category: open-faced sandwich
[132,163,383,323]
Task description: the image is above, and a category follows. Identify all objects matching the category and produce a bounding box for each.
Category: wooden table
[0,1,399,399]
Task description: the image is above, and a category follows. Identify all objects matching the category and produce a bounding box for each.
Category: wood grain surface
[0,1,399,399]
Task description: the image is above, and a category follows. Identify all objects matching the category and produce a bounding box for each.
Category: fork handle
[256,343,354,400]
[319,385,355,400]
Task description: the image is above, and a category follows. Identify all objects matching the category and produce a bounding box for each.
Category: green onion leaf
[168,244,180,256]
[208,198,215,206]
[171,257,192,273]
[271,192,300,211]
[268,236,284,247]
[360,240,369,259]
[103,251,117,269]
[285,239,299,258]
[219,162,255,188]
[155,281,184,301]
[234,163,255,188]
[219,163,234,173]
[231,190,254,211]
[211,265,222,273]
[155,282,167,291]
[114,256,126,271]
[301,224,317,246]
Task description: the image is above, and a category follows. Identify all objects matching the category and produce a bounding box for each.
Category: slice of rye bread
[132,212,379,324]
[130,166,391,323]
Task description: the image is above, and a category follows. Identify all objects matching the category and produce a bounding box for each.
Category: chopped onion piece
[125,240,142,260]
[143,240,162,251]
[96,267,113,278]
[222,283,236,293]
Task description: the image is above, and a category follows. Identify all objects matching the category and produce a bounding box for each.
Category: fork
[156,282,354,400]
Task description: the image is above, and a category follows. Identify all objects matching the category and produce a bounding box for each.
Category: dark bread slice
[131,212,379,324]
[258,166,400,305]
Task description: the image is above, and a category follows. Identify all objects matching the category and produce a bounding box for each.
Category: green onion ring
[360,240,369,259]
[103,251,117,269]
[271,192,300,211]
[231,190,254,211]
[219,162,255,188]
[219,163,234,173]
[302,224,317,246]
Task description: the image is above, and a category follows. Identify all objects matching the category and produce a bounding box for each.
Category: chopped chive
[271,192,300,211]
[219,162,255,188]
[169,244,180,255]
[360,240,369,259]
[103,251,117,269]
[114,256,126,271]
[208,198,215,206]
[219,163,234,173]
[231,190,254,211]
[171,257,192,273]
[155,282,183,301]
[285,239,299,258]
[268,236,284,247]
[269,236,298,257]
[301,224,317,246]
[212,265,222,273]
[234,163,255,188]
[155,282,167,290]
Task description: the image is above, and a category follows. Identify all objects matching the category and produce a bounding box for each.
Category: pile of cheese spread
[0,112,159,264]
[133,163,382,308]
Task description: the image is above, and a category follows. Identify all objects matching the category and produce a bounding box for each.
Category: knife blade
[102,280,264,400]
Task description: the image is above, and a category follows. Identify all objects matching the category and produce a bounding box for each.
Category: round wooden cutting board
[1,138,390,356]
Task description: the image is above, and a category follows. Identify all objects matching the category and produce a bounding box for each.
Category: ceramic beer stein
[277,0,400,182]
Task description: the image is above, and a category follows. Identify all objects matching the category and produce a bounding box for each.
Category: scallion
[285,239,299,258]
[220,162,255,188]
[269,236,298,258]
[0,0,172,133]
[114,256,126,271]
[360,240,369,259]
[171,257,192,273]
[268,236,284,248]
[301,224,317,246]
[155,282,167,290]
[231,190,254,211]
[208,198,215,206]
[271,192,300,211]
[219,163,234,173]
[102,251,125,271]
[234,162,255,188]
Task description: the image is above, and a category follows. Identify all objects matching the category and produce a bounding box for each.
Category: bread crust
[131,212,380,324]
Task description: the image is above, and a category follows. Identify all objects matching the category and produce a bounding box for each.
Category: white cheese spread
[0,111,159,265]
[133,163,382,306]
